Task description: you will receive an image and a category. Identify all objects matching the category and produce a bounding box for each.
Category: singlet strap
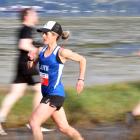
[53,46,64,64]
[53,46,60,55]
[41,45,48,53]
[56,48,63,64]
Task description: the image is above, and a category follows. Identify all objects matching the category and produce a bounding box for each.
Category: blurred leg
[0,83,27,135]
[0,83,27,120]
[52,107,84,140]
[132,102,140,116]
[29,103,56,140]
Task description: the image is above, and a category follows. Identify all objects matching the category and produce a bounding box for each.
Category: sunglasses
[42,32,50,35]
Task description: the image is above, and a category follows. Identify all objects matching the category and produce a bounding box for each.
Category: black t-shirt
[18,24,33,62]
[16,24,39,75]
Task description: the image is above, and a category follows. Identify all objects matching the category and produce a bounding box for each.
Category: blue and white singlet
[39,45,65,97]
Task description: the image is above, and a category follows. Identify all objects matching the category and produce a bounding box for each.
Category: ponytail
[61,31,70,40]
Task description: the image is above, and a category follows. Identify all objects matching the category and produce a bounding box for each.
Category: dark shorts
[12,61,40,85]
[13,74,40,85]
[40,95,65,110]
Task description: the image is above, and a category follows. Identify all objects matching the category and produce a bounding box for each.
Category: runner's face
[42,32,57,45]
[27,10,38,25]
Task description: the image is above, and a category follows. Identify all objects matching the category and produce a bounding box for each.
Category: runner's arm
[27,46,43,68]
[18,38,36,52]
[60,48,86,94]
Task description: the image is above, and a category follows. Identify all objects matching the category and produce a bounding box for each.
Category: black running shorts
[13,61,40,85]
[40,95,65,110]
[13,73,40,85]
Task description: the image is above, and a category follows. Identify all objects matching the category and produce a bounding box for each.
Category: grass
[0,81,140,128]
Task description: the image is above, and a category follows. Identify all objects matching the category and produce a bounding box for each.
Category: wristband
[78,78,84,81]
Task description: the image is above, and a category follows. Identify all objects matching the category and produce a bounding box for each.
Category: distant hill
[0,0,140,16]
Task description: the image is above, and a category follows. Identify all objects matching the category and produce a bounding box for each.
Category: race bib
[40,72,49,86]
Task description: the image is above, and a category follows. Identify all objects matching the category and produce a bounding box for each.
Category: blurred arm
[27,47,43,69]
[18,38,36,52]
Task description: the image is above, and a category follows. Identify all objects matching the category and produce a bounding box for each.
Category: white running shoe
[26,124,55,132]
[0,126,7,135]
[0,116,7,135]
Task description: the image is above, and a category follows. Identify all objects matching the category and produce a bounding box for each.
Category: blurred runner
[0,8,51,135]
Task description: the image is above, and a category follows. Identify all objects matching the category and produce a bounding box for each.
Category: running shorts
[40,95,65,110]
[13,62,40,85]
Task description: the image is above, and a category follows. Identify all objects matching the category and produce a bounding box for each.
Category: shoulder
[19,25,33,39]
[59,48,72,57]
[39,47,45,53]
[23,25,32,32]
[39,46,48,54]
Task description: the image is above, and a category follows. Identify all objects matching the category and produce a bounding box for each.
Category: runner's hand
[28,48,38,61]
[76,80,84,94]
[27,61,34,69]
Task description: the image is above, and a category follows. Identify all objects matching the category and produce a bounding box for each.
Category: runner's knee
[33,84,41,93]
[29,116,39,130]
[9,90,24,99]
[58,124,70,133]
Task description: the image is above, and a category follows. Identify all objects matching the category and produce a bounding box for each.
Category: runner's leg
[52,107,84,140]
[0,83,27,120]
[29,103,56,140]
[0,83,27,135]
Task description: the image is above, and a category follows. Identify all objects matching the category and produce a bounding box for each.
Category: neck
[48,42,57,51]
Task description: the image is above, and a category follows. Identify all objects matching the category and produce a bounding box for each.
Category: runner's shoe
[0,116,7,135]
[0,124,7,135]
[125,112,136,127]
[26,124,55,132]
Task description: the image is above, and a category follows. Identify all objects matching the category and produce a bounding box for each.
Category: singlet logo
[40,65,49,86]
[40,65,48,71]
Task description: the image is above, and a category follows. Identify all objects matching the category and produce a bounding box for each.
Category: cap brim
[37,28,51,33]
